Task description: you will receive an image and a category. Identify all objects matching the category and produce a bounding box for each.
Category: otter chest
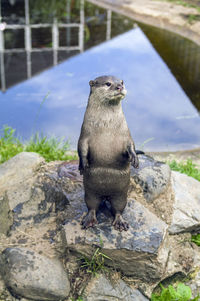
[88,130,128,167]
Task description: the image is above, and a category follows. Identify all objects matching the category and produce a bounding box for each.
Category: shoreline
[147,147,200,167]
[89,0,200,46]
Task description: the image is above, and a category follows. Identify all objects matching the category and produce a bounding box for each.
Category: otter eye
[121,80,124,85]
[105,82,111,87]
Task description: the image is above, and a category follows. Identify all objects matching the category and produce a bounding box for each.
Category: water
[0,0,200,151]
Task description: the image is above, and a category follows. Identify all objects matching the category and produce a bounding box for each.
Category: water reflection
[141,23,200,112]
[0,0,200,151]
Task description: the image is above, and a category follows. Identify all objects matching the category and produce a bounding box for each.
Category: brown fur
[78,75,139,231]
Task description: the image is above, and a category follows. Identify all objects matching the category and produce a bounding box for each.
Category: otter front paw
[131,152,139,169]
[79,158,89,175]
[126,145,139,169]
[81,210,98,229]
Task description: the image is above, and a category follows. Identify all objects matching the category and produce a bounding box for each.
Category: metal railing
[0,0,85,91]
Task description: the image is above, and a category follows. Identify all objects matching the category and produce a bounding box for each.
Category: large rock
[0,152,44,210]
[185,246,200,298]
[131,155,171,202]
[0,152,44,235]
[0,152,44,185]
[0,153,70,231]
[0,247,70,300]
[62,193,168,282]
[83,274,149,301]
[169,171,200,234]
[0,153,199,300]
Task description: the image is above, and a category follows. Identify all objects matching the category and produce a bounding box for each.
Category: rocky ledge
[0,152,200,300]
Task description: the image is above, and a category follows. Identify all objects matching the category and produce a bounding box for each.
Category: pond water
[0,0,200,151]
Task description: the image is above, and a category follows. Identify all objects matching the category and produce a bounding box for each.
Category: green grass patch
[0,125,77,164]
[168,159,200,182]
[191,234,200,246]
[80,247,111,276]
[151,283,200,301]
[0,126,23,164]
[25,133,75,162]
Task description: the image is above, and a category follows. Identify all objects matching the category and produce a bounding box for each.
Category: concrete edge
[88,0,200,46]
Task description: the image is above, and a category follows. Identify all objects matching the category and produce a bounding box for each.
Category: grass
[0,126,23,164]
[0,125,77,164]
[191,234,200,246]
[168,159,200,182]
[80,247,111,276]
[25,133,75,162]
[151,282,200,301]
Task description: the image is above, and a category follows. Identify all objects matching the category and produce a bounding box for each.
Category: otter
[78,75,139,231]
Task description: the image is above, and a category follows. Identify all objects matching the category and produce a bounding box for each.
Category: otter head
[89,75,127,106]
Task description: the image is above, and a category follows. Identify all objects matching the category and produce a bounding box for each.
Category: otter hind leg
[81,191,101,229]
[110,193,129,232]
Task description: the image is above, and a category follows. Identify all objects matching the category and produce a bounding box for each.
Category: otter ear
[89,80,95,87]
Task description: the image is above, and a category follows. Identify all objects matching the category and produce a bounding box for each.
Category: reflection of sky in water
[0,27,200,151]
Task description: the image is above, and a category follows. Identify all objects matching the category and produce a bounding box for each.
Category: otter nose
[116,84,123,91]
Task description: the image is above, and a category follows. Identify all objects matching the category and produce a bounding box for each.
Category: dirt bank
[89,0,200,46]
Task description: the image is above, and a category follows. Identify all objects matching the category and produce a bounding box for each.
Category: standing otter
[78,75,139,231]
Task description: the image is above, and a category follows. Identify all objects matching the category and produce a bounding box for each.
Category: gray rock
[0,247,70,300]
[62,195,168,282]
[0,152,44,210]
[83,274,149,301]
[0,274,16,301]
[169,171,200,234]
[181,237,200,298]
[0,152,69,231]
[0,152,44,180]
[131,155,171,202]
[187,268,200,298]
[1,154,199,300]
